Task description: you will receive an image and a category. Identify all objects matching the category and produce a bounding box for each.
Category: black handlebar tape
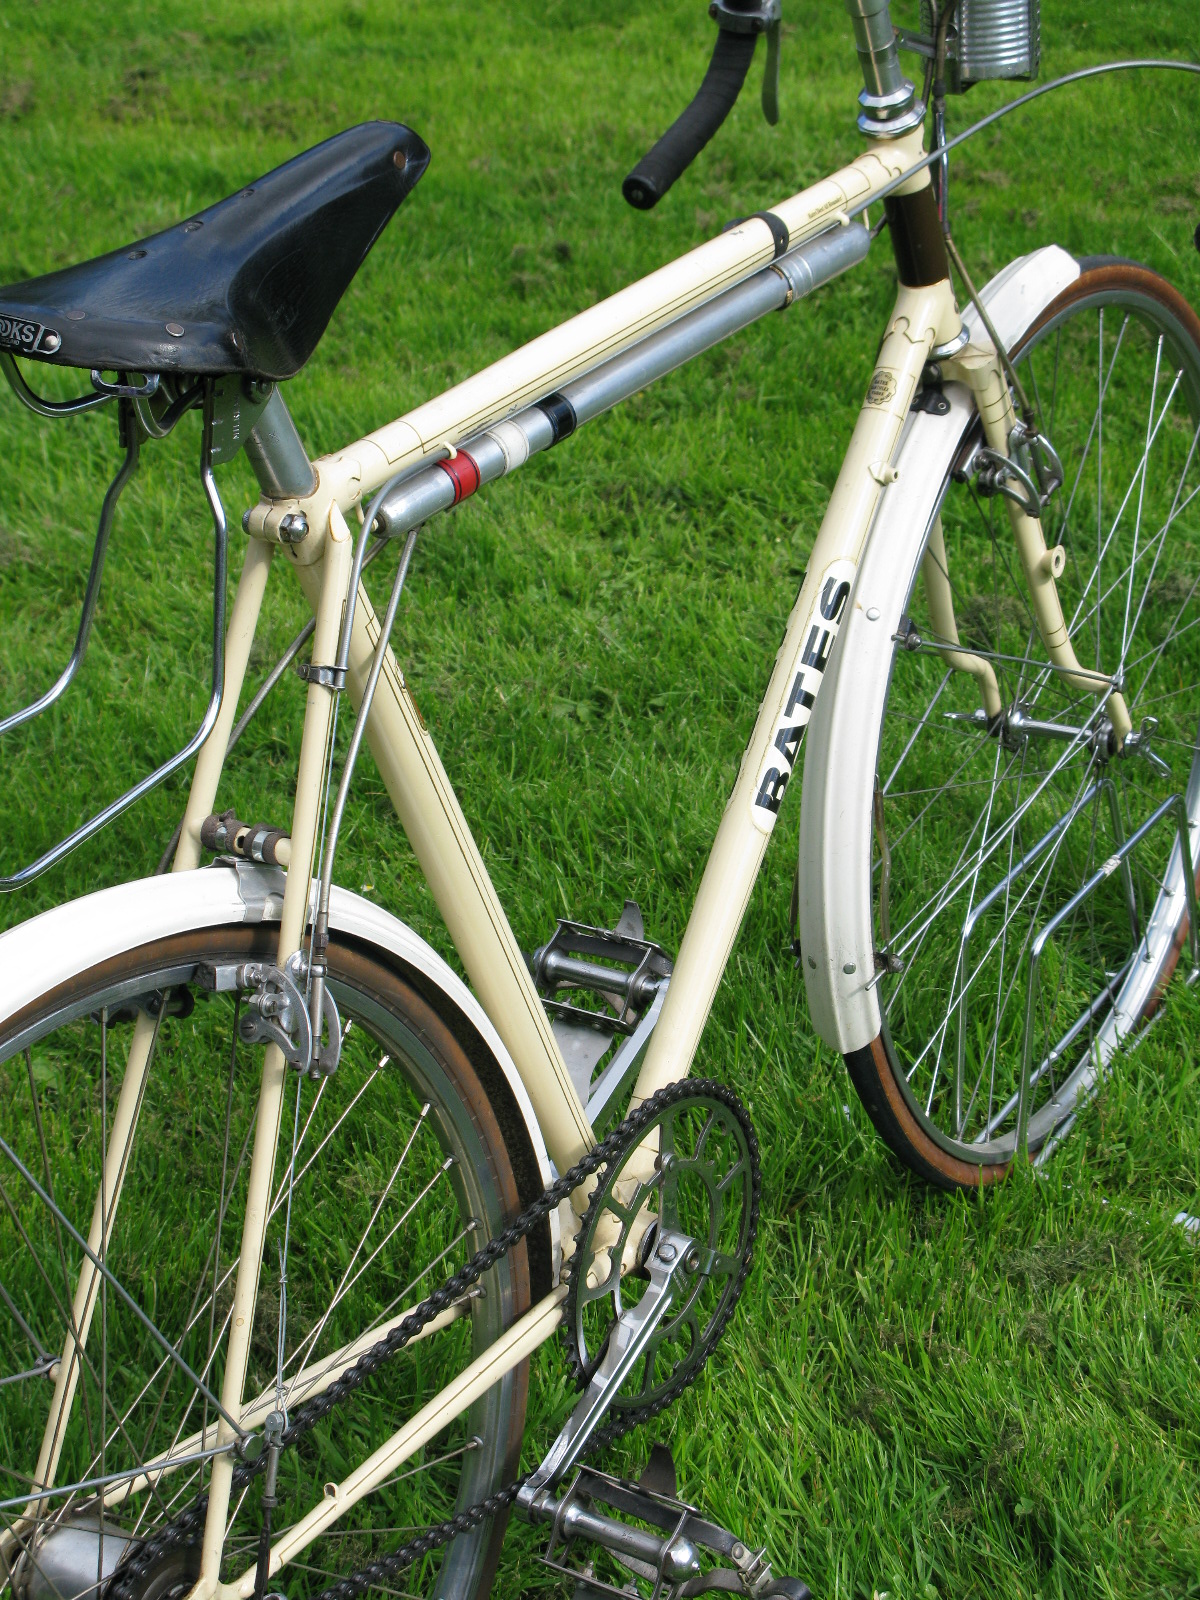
[623,29,758,210]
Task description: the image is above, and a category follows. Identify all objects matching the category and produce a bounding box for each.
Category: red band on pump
[435,451,481,504]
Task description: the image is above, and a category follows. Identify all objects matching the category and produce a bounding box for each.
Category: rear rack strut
[0,385,228,890]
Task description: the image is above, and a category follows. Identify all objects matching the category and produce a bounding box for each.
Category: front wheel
[814,258,1200,1186]
[0,919,541,1600]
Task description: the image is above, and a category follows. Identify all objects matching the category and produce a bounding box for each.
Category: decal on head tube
[864,368,899,409]
[750,558,855,834]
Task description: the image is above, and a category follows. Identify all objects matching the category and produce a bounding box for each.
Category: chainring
[564,1079,760,1414]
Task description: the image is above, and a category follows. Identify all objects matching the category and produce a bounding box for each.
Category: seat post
[244,387,317,499]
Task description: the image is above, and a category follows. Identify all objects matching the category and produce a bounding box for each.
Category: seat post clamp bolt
[279,511,309,545]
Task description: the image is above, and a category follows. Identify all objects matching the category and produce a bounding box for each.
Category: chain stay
[109,1079,758,1600]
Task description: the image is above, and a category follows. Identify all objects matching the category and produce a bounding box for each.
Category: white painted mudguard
[798,245,1081,1053]
[0,859,557,1228]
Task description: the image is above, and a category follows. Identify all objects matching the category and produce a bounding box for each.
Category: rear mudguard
[0,860,561,1274]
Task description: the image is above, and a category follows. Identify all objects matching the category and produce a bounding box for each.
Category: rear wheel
[845,262,1200,1185]
[0,923,540,1600]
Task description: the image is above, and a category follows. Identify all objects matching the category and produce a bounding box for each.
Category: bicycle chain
[108,1078,759,1600]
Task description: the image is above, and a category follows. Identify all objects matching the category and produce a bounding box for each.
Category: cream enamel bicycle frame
[21,123,1127,1600]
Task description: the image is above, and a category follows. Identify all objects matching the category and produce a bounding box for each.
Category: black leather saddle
[0,121,430,383]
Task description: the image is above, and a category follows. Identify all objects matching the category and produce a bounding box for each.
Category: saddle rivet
[183,220,203,232]
[127,249,147,260]
[393,149,408,171]
[66,310,86,321]
[166,322,185,338]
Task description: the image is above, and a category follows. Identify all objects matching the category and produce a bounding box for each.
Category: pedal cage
[530,904,673,1035]
[529,900,674,1114]
[529,1454,810,1600]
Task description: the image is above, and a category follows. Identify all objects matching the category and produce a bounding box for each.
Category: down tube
[632,279,958,1102]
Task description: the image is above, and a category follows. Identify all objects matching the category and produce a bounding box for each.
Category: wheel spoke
[859,275,1200,1168]
[1,936,532,1599]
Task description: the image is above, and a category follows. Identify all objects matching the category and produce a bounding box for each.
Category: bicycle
[1,1,1199,1598]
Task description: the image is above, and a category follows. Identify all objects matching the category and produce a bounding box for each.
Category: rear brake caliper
[198,954,341,1077]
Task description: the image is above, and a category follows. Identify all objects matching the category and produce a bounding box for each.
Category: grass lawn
[2,2,1200,1596]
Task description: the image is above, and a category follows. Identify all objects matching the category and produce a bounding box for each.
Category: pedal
[529,900,673,1122]
[522,1450,811,1600]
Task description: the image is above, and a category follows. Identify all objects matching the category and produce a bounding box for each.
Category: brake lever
[708,0,782,126]
[623,0,781,209]
[763,9,782,124]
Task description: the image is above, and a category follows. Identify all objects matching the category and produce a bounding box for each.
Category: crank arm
[520,1228,695,1501]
